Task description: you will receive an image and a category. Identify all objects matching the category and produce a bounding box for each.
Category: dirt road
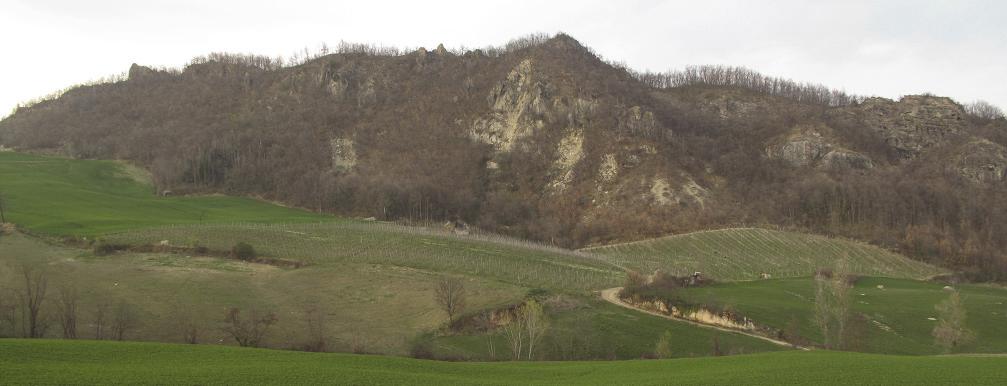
[599,287,808,350]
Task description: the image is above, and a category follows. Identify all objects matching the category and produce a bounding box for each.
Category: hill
[585,228,944,281]
[2,33,1006,278]
[3,340,1007,385]
[0,151,331,236]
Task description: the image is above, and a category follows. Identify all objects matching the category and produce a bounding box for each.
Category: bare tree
[93,300,110,339]
[933,290,975,353]
[522,299,549,360]
[111,301,140,341]
[301,305,328,352]
[813,260,852,349]
[16,265,48,338]
[654,330,673,359]
[55,284,79,339]
[0,191,7,224]
[434,277,466,322]
[0,289,16,337]
[502,308,525,360]
[170,302,200,344]
[222,307,277,348]
[964,100,1005,120]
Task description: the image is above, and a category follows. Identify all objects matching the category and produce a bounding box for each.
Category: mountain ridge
[2,33,1006,279]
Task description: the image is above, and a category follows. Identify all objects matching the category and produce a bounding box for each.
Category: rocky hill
[2,34,1006,278]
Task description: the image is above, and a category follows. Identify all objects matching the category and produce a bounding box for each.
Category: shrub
[93,242,125,256]
[231,242,256,261]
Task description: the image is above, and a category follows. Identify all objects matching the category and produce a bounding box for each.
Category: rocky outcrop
[330,138,357,171]
[546,130,585,193]
[952,139,1007,185]
[470,59,550,151]
[766,125,874,170]
[859,95,966,159]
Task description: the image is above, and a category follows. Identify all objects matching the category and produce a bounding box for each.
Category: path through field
[599,287,807,350]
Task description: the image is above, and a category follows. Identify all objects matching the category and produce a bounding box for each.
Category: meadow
[0,151,332,236]
[585,228,943,281]
[3,339,1007,385]
[675,276,1007,355]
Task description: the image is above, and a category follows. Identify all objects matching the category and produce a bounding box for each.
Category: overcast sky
[2,0,1005,117]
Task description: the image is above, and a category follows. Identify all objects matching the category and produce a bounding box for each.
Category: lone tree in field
[814,260,852,349]
[0,191,7,224]
[933,290,975,353]
[434,277,466,322]
[222,307,277,348]
[16,264,49,338]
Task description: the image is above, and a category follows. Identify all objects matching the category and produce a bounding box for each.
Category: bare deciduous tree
[933,290,975,353]
[93,300,110,340]
[222,307,277,348]
[111,301,140,341]
[301,305,328,352]
[654,330,673,359]
[0,289,16,337]
[434,277,466,322]
[171,302,200,344]
[502,299,550,360]
[56,284,79,339]
[523,300,549,360]
[16,265,48,338]
[813,260,852,349]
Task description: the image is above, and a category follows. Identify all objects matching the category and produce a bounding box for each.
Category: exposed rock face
[127,63,158,80]
[471,59,550,151]
[547,130,585,192]
[766,125,873,170]
[821,149,875,170]
[859,95,966,158]
[330,138,357,171]
[597,154,619,182]
[649,176,709,208]
[952,139,1007,184]
[619,106,663,137]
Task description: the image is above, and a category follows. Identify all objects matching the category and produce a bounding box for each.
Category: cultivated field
[585,228,943,280]
[675,276,1007,355]
[3,340,1007,385]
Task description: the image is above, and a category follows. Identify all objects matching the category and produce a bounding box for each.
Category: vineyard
[584,228,943,281]
[104,221,625,292]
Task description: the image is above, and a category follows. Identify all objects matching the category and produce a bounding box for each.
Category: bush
[94,242,126,256]
[231,242,256,261]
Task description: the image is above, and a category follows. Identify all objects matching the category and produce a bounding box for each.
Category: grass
[103,222,623,292]
[432,297,786,360]
[585,228,943,280]
[0,151,332,236]
[674,276,1007,355]
[3,339,1007,385]
[0,232,525,355]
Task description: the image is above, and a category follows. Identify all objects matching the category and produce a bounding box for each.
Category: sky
[2,0,1005,117]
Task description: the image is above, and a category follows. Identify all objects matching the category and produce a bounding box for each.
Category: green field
[585,228,943,280]
[675,276,1007,355]
[3,340,1007,385]
[103,222,622,292]
[0,152,332,236]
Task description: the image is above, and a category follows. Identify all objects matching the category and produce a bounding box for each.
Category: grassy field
[3,340,1007,385]
[432,297,785,360]
[103,222,623,292]
[675,276,1007,355]
[0,152,332,236]
[585,228,943,281]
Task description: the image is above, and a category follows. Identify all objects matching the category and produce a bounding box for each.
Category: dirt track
[599,287,808,350]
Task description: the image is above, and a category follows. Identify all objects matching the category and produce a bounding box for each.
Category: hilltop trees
[933,290,975,353]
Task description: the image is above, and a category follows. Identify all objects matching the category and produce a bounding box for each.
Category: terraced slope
[585,228,943,280]
[3,340,1007,385]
